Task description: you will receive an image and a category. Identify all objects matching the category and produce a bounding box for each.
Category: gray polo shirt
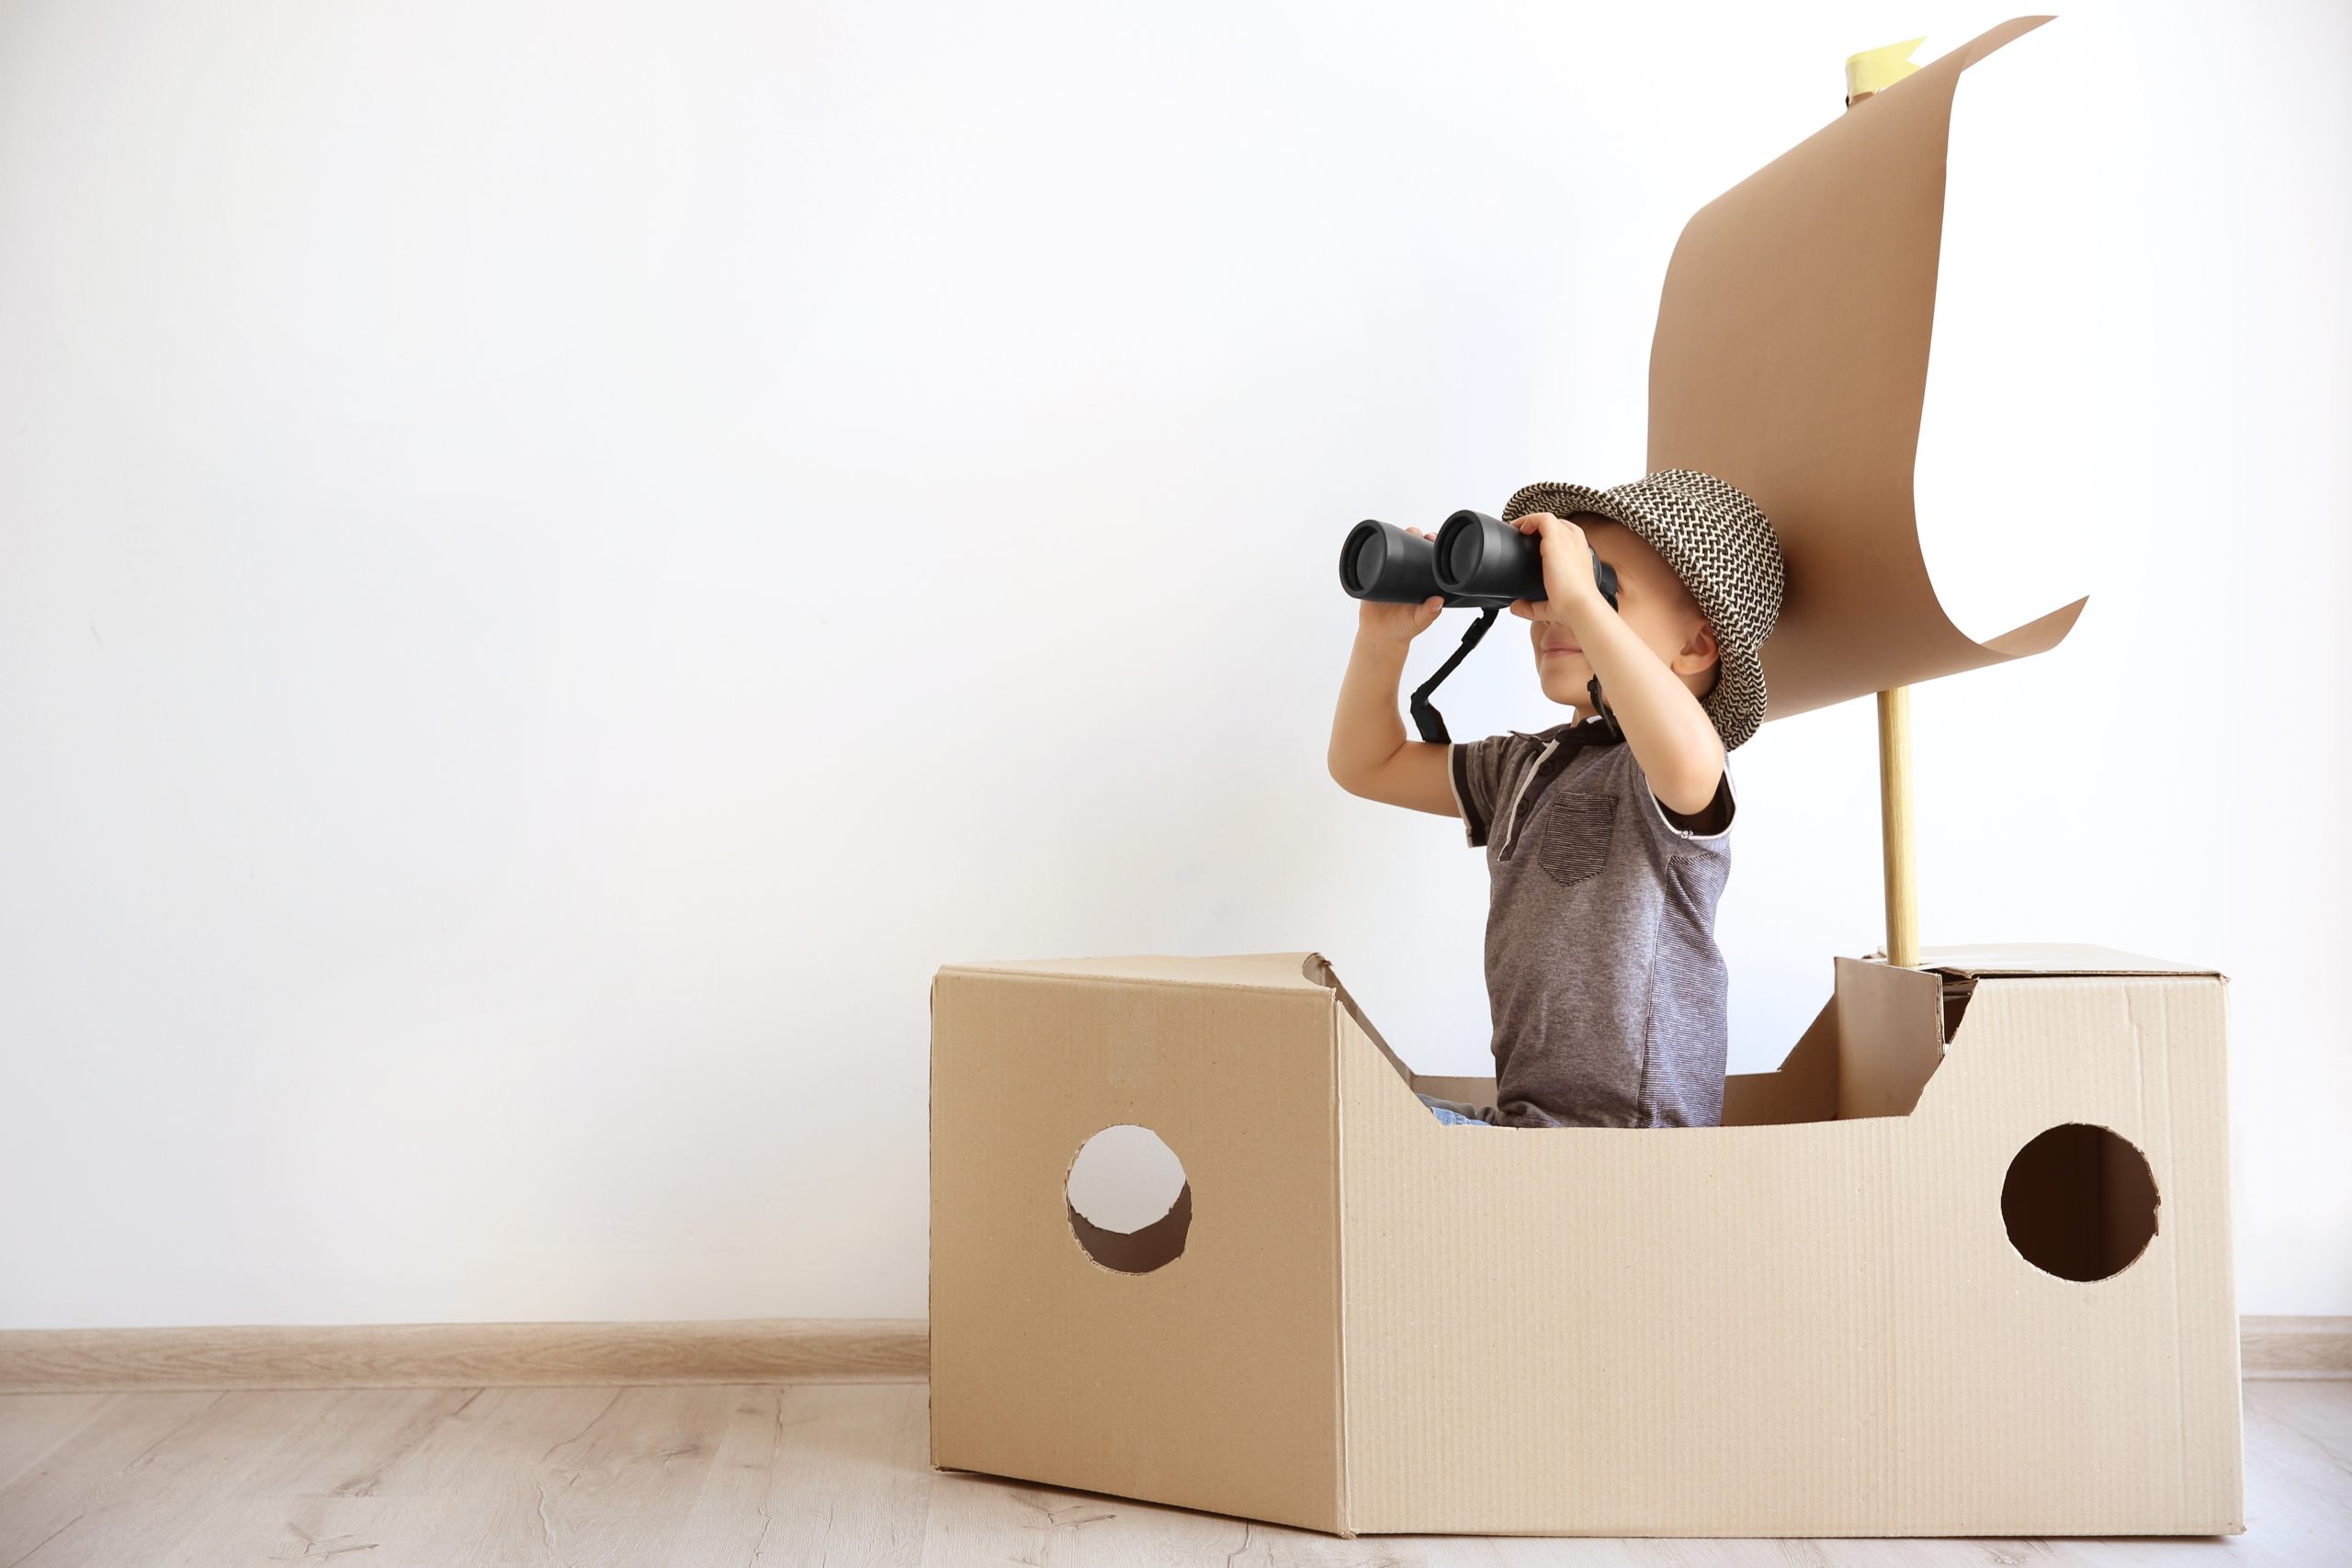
[1442,718,1736,1129]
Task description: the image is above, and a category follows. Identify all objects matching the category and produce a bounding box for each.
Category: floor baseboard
[2240,1315,2352,1380]
[0,1317,928,1393]
[0,1314,2340,1393]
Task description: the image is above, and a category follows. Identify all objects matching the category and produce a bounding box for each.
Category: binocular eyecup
[1340,510,1618,609]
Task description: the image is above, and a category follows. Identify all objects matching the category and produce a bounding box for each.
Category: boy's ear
[1678,616,1721,674]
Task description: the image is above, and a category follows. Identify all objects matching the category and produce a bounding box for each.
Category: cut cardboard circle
[1065,1123,1191,1274]
[2001,1122,2160,1282]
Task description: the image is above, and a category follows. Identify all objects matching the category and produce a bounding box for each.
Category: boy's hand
[1355,525,1446,647]
[1505,512,1606,626]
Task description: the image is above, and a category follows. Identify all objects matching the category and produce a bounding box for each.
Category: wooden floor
[0,1380,2345,1564]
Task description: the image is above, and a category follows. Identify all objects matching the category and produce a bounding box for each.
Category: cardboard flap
[1905,942,2226,980]
[1648,15,2085,722]
[1833,955,1946,1119]
[936,951,1330,993]
[1305,953,1423,1094]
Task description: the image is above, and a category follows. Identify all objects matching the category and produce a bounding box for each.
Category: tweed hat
[1501,468,1786,751]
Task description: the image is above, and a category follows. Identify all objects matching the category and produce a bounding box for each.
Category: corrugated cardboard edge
[933,952,1328,993]
[1310,955,1359,1536]
[1909,941,2227,981]
[927,969,939,1465]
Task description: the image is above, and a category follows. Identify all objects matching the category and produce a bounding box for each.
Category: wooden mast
[1847,38,1926,971]
[1876,688,1918,969]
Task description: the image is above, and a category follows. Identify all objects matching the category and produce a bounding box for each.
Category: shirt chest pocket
[1534,791,1618,887]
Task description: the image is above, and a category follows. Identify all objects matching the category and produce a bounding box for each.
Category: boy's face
[1528,515,1720,709]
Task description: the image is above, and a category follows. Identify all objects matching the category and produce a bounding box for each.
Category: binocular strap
[1408,607,1498,744]
[1408,606,1627,748]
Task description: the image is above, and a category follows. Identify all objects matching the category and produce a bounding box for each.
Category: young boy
[1327,468,1786,1129]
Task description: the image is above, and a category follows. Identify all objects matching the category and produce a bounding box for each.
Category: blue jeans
[1416,1092,1498,1126]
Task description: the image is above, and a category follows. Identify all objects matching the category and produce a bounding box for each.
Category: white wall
[2,0,2344,1327]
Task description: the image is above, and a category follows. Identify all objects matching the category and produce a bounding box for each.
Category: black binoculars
[1339,510,1619,611]
[1336,509,1623,745]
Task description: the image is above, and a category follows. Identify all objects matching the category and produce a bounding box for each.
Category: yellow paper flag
[1845,36,1927,103]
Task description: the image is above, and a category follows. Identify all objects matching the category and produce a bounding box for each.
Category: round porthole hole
[1065,1123,1191,1274]
[2001,1122,2159,1282]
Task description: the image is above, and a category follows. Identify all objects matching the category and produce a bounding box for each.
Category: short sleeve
[1448,734,1518,849]
[1644,756,1736,840]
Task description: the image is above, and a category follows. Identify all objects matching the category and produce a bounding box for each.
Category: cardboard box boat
[927,942,2242,1538]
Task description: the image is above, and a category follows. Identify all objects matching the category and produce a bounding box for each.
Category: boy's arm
[1574,602,1725,816]
[1328,627,1460,817]
[1516,516,1726,818]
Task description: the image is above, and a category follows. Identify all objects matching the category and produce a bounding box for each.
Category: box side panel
[1339,1002,1907,1536]
[931,971,1344,1535]
[1335,972,2240,1536]
[1889,975,2243,1534]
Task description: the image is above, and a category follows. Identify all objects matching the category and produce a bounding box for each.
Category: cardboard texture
[1650,14,2089,722]
[929,945,2243,1537]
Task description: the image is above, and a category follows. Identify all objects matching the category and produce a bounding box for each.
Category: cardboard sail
[1649,15,2086,723]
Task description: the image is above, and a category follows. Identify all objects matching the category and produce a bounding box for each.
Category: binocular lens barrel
[1432,511,1548,604]
[1338,510,1620,609]
[1338,519,1449,604]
